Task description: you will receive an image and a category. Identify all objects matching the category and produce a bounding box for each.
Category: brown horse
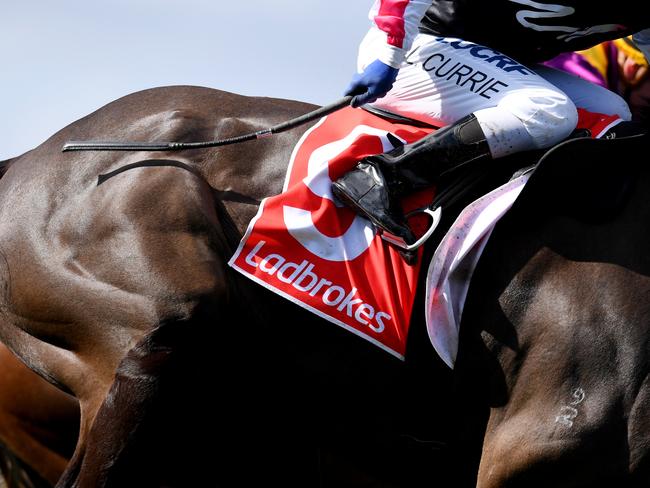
[0,85,647,487]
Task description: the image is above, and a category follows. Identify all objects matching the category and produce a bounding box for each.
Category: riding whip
[61,96,353,152]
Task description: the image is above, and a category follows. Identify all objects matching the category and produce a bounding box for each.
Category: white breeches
[358,28,632,157]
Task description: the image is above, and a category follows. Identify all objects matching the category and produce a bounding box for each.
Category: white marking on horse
[555,387,585,427]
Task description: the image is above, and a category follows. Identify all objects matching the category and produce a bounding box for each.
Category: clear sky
[0,1,371,160]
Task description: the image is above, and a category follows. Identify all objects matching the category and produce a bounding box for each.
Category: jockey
[332,0,650,245]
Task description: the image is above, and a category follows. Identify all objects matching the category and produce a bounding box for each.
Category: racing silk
[370,0,650,66]
[369,0,432,67]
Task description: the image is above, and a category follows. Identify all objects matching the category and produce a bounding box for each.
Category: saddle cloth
[229,106,622,363]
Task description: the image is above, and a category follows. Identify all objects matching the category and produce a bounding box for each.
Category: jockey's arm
[345,0,432,107]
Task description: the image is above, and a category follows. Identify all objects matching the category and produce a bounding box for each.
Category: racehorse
[0,85,647,487]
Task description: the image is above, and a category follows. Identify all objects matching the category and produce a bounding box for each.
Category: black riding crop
[61,96,353,152]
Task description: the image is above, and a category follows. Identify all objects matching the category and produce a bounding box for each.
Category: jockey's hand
[344,59,399,108]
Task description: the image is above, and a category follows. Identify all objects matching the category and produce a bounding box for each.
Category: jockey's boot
[332,113,491,244]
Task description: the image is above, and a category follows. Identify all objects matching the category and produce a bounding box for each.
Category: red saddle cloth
[229,107,435,359]
[228,105,622,360]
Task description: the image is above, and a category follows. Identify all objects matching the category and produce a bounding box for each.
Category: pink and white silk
[368,0,432,67]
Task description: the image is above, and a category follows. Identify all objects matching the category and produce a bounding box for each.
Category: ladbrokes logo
[244,240,390,333]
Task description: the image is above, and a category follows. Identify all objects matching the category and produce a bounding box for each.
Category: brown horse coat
[459,136,650,487]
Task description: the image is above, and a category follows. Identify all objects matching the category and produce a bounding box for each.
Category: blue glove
[344,59,399,108]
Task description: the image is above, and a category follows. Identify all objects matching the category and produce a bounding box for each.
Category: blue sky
[0,1,370,159]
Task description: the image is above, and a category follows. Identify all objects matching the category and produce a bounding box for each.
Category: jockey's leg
[534,64,648,139]
[534,64,632,121]
[333,32,579,243]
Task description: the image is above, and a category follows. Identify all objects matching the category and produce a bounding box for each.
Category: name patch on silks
[228,107,434,359]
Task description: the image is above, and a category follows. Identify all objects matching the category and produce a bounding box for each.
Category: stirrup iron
[380,206,442,251]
